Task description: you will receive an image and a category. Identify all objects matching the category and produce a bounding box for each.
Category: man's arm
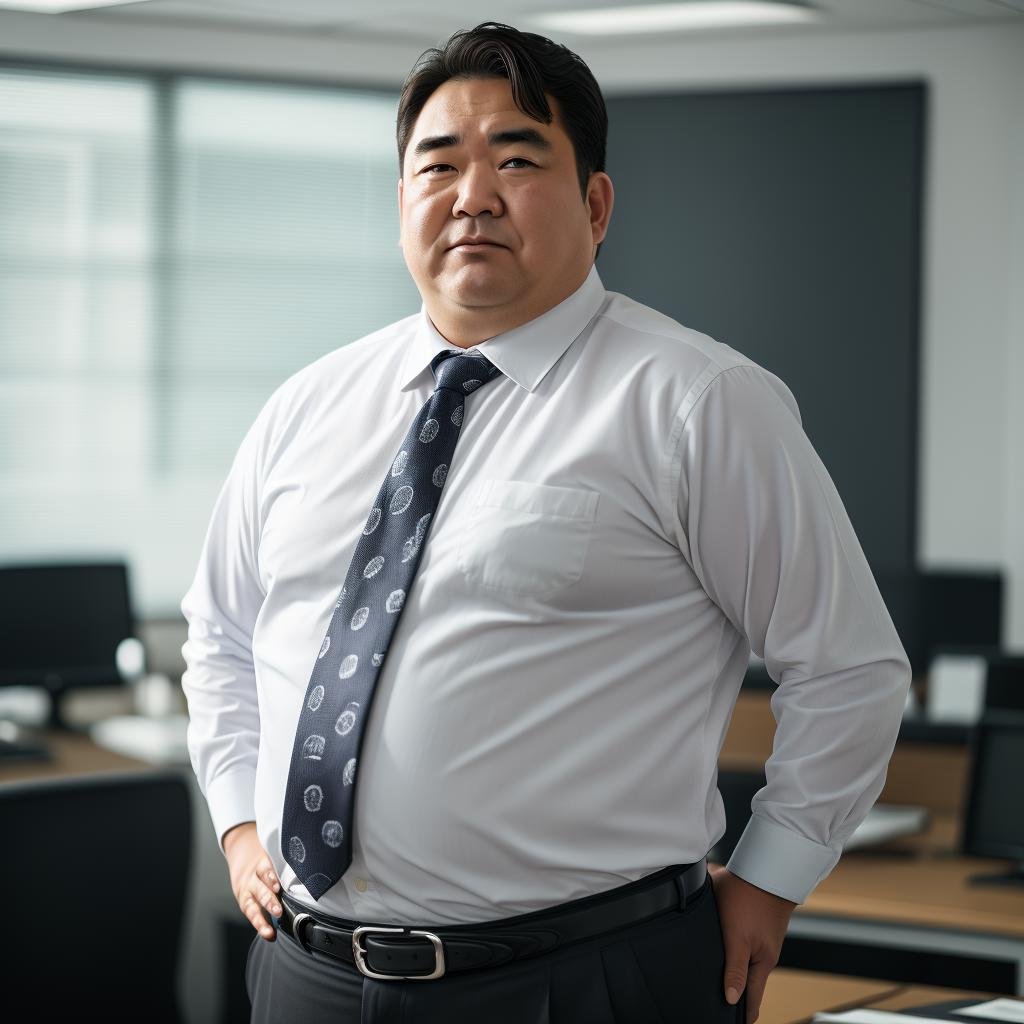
[180,399,283,940]
[670,362,912,1021]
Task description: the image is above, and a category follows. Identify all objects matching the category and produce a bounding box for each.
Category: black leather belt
[276,859,708,981]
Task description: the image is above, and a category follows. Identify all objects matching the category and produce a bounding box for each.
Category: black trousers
[247,873,744,1023]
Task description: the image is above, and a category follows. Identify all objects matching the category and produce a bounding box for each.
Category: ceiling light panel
[0,0,152,12]
[531,1,820,35]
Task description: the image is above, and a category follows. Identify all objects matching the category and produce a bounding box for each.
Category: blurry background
[1,2,1023,1022]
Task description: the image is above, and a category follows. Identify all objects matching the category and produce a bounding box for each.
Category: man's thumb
[723,944,749,1005]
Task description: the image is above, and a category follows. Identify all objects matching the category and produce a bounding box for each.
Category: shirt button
[355,878,368,892]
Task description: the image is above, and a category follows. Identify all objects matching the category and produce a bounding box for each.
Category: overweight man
[181,21,911,1024]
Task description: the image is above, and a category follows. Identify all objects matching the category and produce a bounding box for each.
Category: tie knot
[431,349,502,396]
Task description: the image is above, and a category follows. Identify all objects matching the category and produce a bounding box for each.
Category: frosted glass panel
[0,68,419,615]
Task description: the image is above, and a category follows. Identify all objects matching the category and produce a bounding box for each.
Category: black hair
[396,21,608,206]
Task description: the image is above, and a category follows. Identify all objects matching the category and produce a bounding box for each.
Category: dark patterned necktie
[281,348,503,901]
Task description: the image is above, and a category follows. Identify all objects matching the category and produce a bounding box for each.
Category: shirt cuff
[725,812,840,904]
[205,768,258,853]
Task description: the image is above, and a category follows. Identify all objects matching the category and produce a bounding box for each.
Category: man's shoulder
[596,290,760,378]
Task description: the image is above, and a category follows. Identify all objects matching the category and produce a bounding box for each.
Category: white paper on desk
[955,999,1024,1021]
[813,1011,954,1023]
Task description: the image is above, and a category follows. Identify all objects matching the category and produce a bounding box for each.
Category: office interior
[1,1,1023,1021]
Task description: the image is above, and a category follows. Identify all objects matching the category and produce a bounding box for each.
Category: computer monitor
[984,654,1024,714]
[0,561,135,730]
[962,713,1024,885]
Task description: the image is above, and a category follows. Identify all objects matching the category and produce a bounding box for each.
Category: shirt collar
[398,263,607,394]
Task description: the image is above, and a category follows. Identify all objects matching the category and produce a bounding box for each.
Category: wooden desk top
[799,813,1024,939]
[0,728,152,785]
[762,969,1010,1024]
[760,969,900,1023]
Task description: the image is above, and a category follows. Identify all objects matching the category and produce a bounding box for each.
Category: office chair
[710,768,767,863]
[0,770,192,1020]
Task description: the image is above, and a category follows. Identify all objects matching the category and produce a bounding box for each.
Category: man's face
[398,76,611,336]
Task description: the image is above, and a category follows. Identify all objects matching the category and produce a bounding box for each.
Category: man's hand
[224,821,282,942]
[709,863,797,1023]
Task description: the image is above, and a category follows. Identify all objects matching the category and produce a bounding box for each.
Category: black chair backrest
[0,770,192,1020]
[711,769,767,863]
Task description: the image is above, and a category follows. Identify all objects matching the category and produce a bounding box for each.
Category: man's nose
[452,163,504,219]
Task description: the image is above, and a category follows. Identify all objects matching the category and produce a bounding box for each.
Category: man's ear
[397,177,404,229]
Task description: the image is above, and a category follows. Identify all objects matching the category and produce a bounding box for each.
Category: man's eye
[503,158,533,169]
[423,164,453,174]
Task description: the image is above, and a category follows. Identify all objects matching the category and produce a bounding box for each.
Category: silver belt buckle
[351,925,446,980]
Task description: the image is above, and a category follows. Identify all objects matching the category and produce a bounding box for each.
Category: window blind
[0,67,419,616]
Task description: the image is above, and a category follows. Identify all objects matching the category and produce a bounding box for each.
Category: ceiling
[66,0,1024,46]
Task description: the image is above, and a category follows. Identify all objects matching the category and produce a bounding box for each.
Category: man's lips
[447,238,507,251]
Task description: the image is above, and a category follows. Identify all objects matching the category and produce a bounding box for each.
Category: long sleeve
[180,404,270,852]
[671,362,912,904]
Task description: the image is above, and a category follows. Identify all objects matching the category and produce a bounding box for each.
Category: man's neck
[426,268,591,349]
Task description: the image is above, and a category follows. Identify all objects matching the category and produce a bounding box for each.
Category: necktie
[280,348,504,901]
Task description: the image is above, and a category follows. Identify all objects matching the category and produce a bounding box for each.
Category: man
[181,21,911,1024]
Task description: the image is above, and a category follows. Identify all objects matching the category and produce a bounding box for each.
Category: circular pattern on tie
[302,735,325,760]
[303,784,323,812]
[321,820,344,848]
[389,485,413,516]
[318,637,330,659]
[451,406,464,427]
[363,508,381,535]
[350,606,369,631]
[401,535,418,563]
[339,654,358,679]
[371,652,384,667]
[416,513,431,541]
[335,701,360,736]
[363,555,384,578]
[420,418,439,443]
[343,758,357,786]
[307,685,325,712]
[391,450,408,476]
[288,836,306,864]
[463,379,482,393]
[432,464,448,487]
[385,589,405,613]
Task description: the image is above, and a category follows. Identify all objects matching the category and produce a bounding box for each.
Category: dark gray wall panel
[600,84,925,575]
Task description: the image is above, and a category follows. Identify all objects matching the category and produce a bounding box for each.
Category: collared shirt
[180,263,911,923]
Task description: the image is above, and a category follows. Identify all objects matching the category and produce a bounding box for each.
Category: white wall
[2,11,1022,645]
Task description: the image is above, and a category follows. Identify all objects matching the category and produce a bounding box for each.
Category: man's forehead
[410,77,557,141]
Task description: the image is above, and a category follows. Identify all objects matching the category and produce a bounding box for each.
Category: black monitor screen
[963,716,1024,862]
[0,563,133,689]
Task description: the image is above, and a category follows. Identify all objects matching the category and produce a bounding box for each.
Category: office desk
[721,691,1024,995]
[760,969,901,1023]
[788,813,1024,995]
[761,969,1010,1023]
[0,727,230,1024]
[0,727,152,782]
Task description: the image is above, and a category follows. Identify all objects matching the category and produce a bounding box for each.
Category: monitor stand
[967,863,1024,886]
[0,719,52,762]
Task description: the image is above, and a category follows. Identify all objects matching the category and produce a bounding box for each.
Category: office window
[0,67,419,616]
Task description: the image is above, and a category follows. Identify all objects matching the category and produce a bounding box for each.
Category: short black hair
[396,21,608,204]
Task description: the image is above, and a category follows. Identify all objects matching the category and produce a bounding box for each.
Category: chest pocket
[457,478,599,598]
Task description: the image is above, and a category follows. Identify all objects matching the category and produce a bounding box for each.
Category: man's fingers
[251,874,283,918]
[722,936,750,1006]
[241,890,276,941]
[259,859,281,894]
[744,960,774,1023]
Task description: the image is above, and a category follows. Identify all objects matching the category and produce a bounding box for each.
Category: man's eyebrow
[412,127,553,159]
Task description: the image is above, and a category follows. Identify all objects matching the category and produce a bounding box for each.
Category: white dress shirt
[180,263,911,924]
